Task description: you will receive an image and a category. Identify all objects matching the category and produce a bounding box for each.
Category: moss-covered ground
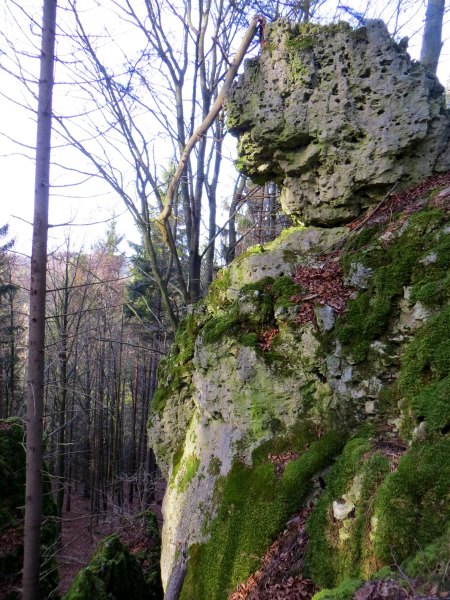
[304,198,450,598]
[150,314,200,415]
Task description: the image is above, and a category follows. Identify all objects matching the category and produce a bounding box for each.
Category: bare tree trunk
[22,2,57,598]
[420,0,445,75]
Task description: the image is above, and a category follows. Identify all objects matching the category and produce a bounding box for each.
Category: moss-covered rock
[180,429,345,600]
[336,208,450,362]
[63,532,162,600]
[149,24,450,593]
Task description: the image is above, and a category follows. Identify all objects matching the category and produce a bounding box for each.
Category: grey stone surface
[227,20,450,225]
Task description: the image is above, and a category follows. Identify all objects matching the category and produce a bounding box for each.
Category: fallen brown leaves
[373,434,408,473]
[268,451,301,478]
[353,578,449,600]
[292,258,351,327]
[258,327,279,351]
[354,579,410,599]
[349,171,450,232]
[286,171,450,329]
[229,508,317,600]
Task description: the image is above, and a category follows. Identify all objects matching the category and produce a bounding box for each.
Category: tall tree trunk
[23,1,57,598]
[8,285,16,417]
[420,0,445,75]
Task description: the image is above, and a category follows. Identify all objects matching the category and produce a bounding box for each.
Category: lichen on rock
[148,17,450,599]
[226,20,450,226]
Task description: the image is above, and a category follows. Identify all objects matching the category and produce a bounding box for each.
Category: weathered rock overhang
[226,19,450,226]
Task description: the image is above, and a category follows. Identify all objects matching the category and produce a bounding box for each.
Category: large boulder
[149,187,450,597]
[226,20,450,225]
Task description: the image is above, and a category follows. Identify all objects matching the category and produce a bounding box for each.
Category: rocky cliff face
[227,20,450,226]
[148,20,450,600]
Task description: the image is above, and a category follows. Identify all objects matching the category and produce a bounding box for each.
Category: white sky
[1,0,450,258]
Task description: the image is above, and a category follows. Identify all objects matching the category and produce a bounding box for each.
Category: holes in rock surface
[377,108,385,115]
[360,67,371,78]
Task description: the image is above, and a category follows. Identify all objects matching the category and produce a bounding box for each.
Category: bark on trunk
[22,2,57,598]
[420,0,445,75]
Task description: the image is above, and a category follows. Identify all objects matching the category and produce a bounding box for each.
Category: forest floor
[57,477,165,596]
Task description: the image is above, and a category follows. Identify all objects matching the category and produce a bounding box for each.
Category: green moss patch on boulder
[63,532,162,600]
[306,436,449,591]
[180,429,344,600]
[336,208,449,362]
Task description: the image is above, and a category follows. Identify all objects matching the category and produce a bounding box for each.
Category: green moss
[202,301,240,344]
[369,528,450,595]
[151,387,169,414]
[132,512,164,598]
[372,438,450,566]
[63,534,160,600]
[402,526,450,587]
[398,306,450,434]
[206,268,232,313]
[306,435,376,586]
[263,225,306,251]
[150,315,200,416]
[174,314,198,364]
[312,578,363,600]
[177,455,200,493]
[306,432,448,591]
[284,22,351,53]
[239,332,258,347]
[271,275,302,309]
[336,208,448,361]
[171,441,185,481]
[180,430,345,600]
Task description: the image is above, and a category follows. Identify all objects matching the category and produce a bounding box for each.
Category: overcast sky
[1,0,449,258]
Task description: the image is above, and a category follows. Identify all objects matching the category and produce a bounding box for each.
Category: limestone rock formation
[149,187,450,597]
[148,18,450,600]
[227,20,450,225]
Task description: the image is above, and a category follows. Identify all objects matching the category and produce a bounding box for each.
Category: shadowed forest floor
[58,479,165,596]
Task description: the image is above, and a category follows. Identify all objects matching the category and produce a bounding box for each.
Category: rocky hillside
[148,19,450,600]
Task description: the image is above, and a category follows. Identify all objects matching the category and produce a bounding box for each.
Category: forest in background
[0,0,448,598]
